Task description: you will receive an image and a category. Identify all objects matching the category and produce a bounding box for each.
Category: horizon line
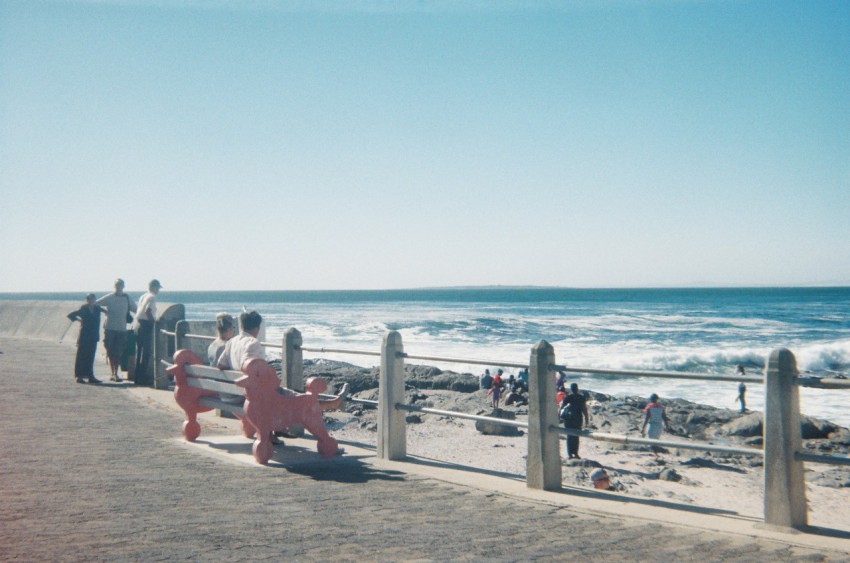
[2,283,850,295]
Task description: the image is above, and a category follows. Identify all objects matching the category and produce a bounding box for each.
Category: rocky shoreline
[293,358,850,491]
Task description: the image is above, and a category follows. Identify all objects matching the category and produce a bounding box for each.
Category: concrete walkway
[1,337,849,562]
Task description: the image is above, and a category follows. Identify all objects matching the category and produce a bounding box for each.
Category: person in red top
[556,384,567,405]
[492,368,504,387]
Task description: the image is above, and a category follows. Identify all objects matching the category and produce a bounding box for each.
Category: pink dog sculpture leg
[169,350,217,441]
[236,360,340,465]
[303,379,340,458]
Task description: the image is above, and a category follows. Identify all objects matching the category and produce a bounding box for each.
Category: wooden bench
[167,349,343,465]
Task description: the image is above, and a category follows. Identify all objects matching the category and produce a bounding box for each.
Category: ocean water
[7,287,850,426]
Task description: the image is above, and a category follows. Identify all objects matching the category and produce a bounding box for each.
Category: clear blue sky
[1,0,848,292]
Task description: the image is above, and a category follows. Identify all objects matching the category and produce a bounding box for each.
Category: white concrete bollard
[378,330,406,461]
[282,327,306,437]
[283,328,304,391]
[526,339,561,491]
[763,348,808,529]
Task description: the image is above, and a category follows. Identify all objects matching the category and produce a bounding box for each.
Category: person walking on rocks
[640,393,670,453]
[487,377,502,409]
[134,279,162,386]
[67,293,104,384]
[560,382,589,459]
[735,365,747,413]
[96,278,136,382]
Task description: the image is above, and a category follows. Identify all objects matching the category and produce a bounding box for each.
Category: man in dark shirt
[67,293,104,384]
[559,382,590,459]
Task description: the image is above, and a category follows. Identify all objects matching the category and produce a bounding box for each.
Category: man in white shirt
[218,310,285,443]
[96,278,137,382]
[134,279,162,386]
[217,310,264,371]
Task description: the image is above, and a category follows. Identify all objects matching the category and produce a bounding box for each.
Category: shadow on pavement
[285,456,407,484]
[800,525,850,541]
[200,439,407,484]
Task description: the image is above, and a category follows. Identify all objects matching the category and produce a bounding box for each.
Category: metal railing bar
[401,353,528,370]
[348,398,378,407]
[794,451,850,466]
[298,345,382,357]
[395,403,529,428]
[796,377,850,390]
[550,425,765,458]
[551,364,764,384]
[183,333,215,342]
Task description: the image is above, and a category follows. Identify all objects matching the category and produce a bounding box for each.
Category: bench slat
[187,375,245,396]
[198,396,244,416]
[183,363,243,383]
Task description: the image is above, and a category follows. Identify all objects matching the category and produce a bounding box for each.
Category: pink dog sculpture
[236,357,340,465]
[169,349,342,465]
[168,349,256,442]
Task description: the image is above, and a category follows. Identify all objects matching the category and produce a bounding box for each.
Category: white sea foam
[184,291,850,427]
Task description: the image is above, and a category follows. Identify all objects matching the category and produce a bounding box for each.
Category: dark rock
[303,361,379,394]
[680,457,747,473]
[657,468,682,482]
[565,458,602,468]
[474,408,523,436]
[409,365,443,379]
[805,440,835,452]
[829,428,850,446]
[406,414,423,424]
[409,392,428,404]
[719,413,763,437]
[810,468,850,489]
[800,416,840,440]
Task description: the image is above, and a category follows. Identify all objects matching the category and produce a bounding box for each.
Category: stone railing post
[283,328,304,391]
[764,348,808,529]
[153,303,184,389]
[153,325,171,389]
[175,320,189,351]
[280,328,306,436]
[378,330,406,460]
[527,339,561,491]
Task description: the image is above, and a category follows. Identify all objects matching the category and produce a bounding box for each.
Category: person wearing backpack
[559,382,590,459]
[96,278,137,382]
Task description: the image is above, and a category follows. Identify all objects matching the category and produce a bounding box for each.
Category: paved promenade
[1,337,849,562]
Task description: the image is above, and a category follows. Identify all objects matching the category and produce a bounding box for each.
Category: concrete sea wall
[0,300,83,345]
[0,299,184,347]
